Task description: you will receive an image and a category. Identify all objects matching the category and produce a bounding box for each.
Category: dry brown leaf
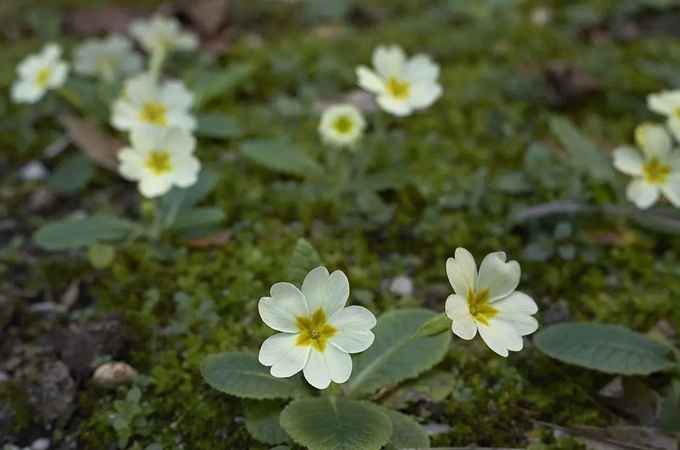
[58,115,124,171]
[180,229,233,249]
[186,0,230,35]
[537,421,677,450]
[63,4,153,36]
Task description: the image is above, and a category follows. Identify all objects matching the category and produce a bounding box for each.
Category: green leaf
[660,379,680,433]
[35,216,140,251]
[549,116,615,183]
[48,153,97,194]
[190,63,257,108]
[280,397,392,450]
[88,243,115,269]
[168,207,225,231]
[383,370,456,410]
[287,239,323,287]
[195,113,243,139]
[378,407,429,449]
[534,322,677,375]
[496,171,532,194]
[349,168,411,192]
[239,139,323,177]
[200,352,309,400]
[347,309,451,398]
[244,401,291,445]
[160,170,218,229]
[61,78,109,120]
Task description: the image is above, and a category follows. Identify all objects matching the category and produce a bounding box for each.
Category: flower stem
[55,86,85,112]
[148,47,167,81]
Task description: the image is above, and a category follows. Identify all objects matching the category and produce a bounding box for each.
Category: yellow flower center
[467,289,498,326]
[385,77,411,100]
[295,309,337,352]
[332,115,354,135]
[34,68,52,89]
[144,150,172,176]
[642,157,671,185]
[138,102,168,126]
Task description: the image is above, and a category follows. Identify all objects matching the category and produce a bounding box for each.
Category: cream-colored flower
[445,248,538,357]
[129,15,198,55]
[74,34,143,81]
[11,43,69,104]
[356,44,442,117]
[647,90,680,140]
[258,267,376,390]
[318,104,366,149]
[111,74,196,132]
[118,127,200,198]
[613,123,680,209]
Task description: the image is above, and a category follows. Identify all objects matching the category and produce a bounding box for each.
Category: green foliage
[534,322,678,375]
[239,139,324,177]
[34,215,141,250]
[660,379,680,432]
[287,238,323,287]
[48,153,96,194]
[200,352,310,400]
[279,397,392,450]
[160,170,219,229]
[110,387,154,449]
[244,401,290,445]
[379,407,430,449]
[167,206,226,231]
[87,243,115,269]
[195,114,243,139]
[347,309,451,398]
[189,62,257,109]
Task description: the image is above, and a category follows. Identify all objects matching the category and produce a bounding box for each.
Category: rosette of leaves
[200,239,452,450]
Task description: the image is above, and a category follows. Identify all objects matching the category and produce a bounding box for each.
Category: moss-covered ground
[2,0,680,449]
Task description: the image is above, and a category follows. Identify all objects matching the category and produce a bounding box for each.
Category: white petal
[303,345,352,389]
[126,73,158,101]
[265,335,311,379]
[130,126,164,152]
[451,314,477,340]
[138,174,173,198]
[167,111,197,131]
[301,267,349,318]
[669,152,680,172]
[612,146,644,177]
[492,291,538,315]
[667,117,680,142]
[403,53,440,83]
[445,294,469,320]
[446,248,477,296]
[110,100,140,131]
[327,306,376,353]
[661,174,680,208]
[303,348,331,389]
[638,124,671,161]
[41,43,62,61]
[175,32,199,50]
[117,148,145,181]
[496,314,538,336]
[408,82,442,110]
[258,282,310,333]
[165,128,196,155]
[626,179,660,209]
[171,155,201,188]
[372,44,405,78]
[479,319,524,355]
[10,80,44,104]
[356,66,385,94]
[476,252,520,302]
[647,90,680,116]
[161,80,194,109]
[17,56,42,78]
[376,95,412,117]
[49,62,69,87]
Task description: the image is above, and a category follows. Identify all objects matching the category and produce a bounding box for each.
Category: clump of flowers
[11,43,69,104]
[74,34,143,82]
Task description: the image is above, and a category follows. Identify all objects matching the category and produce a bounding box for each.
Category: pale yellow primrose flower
[111,74,196,132]
[445,248,539,357]
[258,267,376,390]
[613,123,680,210]
[318,104,367,149]
[129,15,198,55]
[74,34,143,81]
[647,90,680,141]
[356,44,443,117]
[117,127,200,198]
[11,43,69,104]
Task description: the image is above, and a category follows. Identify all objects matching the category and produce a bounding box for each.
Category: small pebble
[530,6,552,26]
[92,362,137,389]
[18,160,48,181]
[31,438,50,450]
[389,275,414,297]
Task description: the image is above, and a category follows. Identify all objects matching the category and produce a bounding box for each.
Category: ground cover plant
[1,0,680,449]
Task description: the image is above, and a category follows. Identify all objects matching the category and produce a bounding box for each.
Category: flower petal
[301,267,349,318]
[10,80,44,104]
[446,248,477,297]
[327,306,376,353]
[49,62,69,88]
[451,314,477,340]
[262,334,311,379]
[402,53,440,83]
[372,44,405,78]
[477,320,523,356]
[445,294,469,320]
[138,174,173,198]
[626,179,660,209]
[117,148,145,181]
[612,146,644,177]
[171,155,201,188]
[376,95,412,117]
[165,128,196,155]
[303,348,330,389]
[476,252,520,302]
[496,314,538,336]
[647,90,680,116]
[492,291,538,315]
[356,66,385,94]
[259,282,310,333]
[637,123,671,161]
[668,117,680,142]
[661,174,680,208]
[303,345,352,389]
[407,81,442,110]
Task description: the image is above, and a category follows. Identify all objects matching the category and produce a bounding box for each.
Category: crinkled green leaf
[168,207,225,231]
[280,397,392,450]
[378,407,430,449]
[239,139,323,177]
[287,239,323,287]
[534,322,677,375]
[48,153,96,194]
[244,401,291,445]
[347,309,451,398]
[35,215,140,251]
[160,170,219,229]
[195,113,242,139]
[200,352,309,400]
[549,116,615,183]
